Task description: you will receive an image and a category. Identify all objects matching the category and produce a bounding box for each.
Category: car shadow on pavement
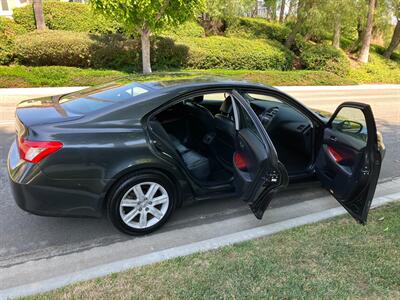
[0,115,398,267]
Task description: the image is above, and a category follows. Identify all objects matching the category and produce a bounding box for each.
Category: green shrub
[0,17,26,65]
[151,37,189,69]
[226,17,290,43]
[13,2,120,33]
[161,21,205,38]
[14,30,187,70]
[180,36,293,70]
[300,44,350,76]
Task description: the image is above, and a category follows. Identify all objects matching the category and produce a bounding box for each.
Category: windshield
[59,82,150,114]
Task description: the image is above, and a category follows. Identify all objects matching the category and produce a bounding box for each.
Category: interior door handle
[329,136,337,142]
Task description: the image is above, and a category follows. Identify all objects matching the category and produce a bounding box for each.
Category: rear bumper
[7,141,109,218]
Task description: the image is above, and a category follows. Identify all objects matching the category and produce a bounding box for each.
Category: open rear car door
[315,102,383,224]
[230,90,289,219]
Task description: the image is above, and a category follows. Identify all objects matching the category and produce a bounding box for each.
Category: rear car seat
[149,120,210,181]
[169,135,210,181]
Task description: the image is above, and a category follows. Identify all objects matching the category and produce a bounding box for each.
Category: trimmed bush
[300,44,350,76]
[226,17,291,43]
[13,2,120,33]
[0,17,26,65]
[180,36,293,70]
[13,30,187,70]
[161,21,205,38]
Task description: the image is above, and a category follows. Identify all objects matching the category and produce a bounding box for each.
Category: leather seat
[184,96,216,144]
[214,96,236,169]
[169,135,210,180]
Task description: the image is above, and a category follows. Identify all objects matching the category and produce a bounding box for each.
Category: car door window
[331,107,368,145]
[235,99,263,143]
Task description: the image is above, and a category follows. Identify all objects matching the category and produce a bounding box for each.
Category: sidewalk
[1,177,400,299]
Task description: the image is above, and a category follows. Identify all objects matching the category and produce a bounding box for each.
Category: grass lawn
[0,66,356,88]
[1,55,399,89]
[25,202,400,300]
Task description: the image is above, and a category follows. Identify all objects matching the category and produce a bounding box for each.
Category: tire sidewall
[108,172,176,235]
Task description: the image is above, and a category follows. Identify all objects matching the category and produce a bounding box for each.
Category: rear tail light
[233,151,248,171]
[18,137,63,163]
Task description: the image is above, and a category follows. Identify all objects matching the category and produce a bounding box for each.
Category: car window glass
[59,83,149,114]
[245,93,282,103]
[234,98,263,142]
[203,93,226,101]
[331,107,368,144]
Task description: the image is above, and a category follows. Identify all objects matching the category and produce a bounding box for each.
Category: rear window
[59,82,149,114]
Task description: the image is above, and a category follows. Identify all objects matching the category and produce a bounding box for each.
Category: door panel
[316,102,382,224]
[231,90,289,219]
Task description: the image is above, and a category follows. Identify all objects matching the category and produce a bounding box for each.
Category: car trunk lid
[16,95,83,128]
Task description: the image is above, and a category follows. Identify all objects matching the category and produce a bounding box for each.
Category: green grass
[0,65,127,88]
[0,66,357,88]
[25,202,400,299]
[1,50,400,88]
[348,53,400,84]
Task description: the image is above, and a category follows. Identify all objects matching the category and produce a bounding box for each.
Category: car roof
[139,76,276,92]
[61,76,280,122]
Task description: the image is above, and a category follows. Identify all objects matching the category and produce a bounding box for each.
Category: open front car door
[231,90,289,219]
[315,102,383,224]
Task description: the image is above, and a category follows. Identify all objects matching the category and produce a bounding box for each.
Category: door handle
[329,136,337,142]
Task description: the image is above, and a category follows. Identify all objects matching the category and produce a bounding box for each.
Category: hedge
[13,2,120,33]
[300,44,350,76]
[180,36,293,70]
[13,30,292,71]
[0,17,26,65]
[14,30,188,70]
[226,17,291,43]
[161,21,205,38]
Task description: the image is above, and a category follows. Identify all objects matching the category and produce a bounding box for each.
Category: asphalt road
[0,86,399,269]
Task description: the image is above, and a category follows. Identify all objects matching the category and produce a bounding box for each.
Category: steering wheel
[259,107,279,130]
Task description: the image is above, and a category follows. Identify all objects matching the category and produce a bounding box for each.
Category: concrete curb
[0,87,86,96]
[1,191,399,300]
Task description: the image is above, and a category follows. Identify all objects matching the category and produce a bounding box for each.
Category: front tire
[108,172,176,235]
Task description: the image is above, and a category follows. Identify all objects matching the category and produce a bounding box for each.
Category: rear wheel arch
[102,166,185,213]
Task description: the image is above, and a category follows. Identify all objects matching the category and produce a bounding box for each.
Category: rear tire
[108,171,176,235]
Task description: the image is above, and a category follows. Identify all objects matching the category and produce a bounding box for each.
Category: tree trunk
[140,27,152,74]
[287,0,296,18]
[285,20,301,48]
[271,2,277,21]
[33,0,46,30]
[358,0,376,63]
[384,18,400,59]
[332,18,341,49]
[279,0,286,22]
[285,0,312,49]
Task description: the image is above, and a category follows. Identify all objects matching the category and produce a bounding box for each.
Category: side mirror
[335,120,363,134]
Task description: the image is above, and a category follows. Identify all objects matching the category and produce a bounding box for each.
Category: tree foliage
[90,0,203,74]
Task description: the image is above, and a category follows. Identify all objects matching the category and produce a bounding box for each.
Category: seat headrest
[192,95,204,104]
[219,96,233,115]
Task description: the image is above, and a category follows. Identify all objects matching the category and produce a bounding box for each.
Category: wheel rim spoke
[133,185,145,200]
[120,199,138,207]
[139,211,147,228]
[151,195,168,206]
[146,183,159,200]
[148,206,163,220]
[123,208,139,223]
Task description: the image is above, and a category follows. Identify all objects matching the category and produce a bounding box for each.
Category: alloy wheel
[119,181,169,229]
